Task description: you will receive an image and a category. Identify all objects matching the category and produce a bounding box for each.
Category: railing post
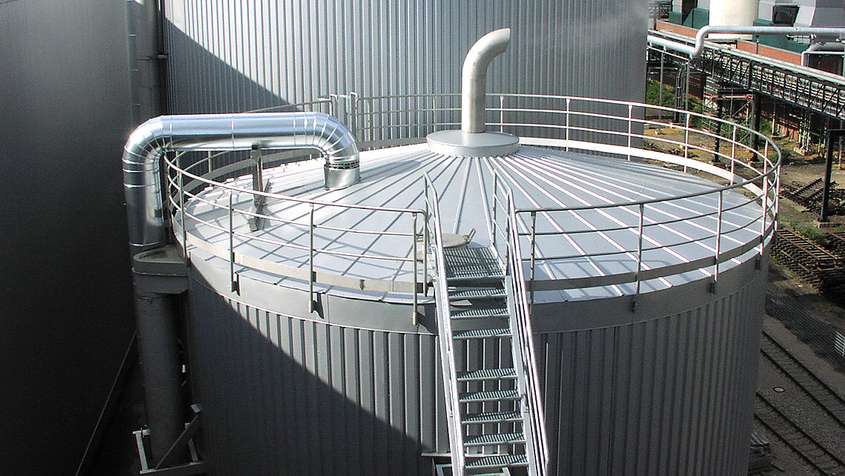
[412,212,419,326]
[504,193,512,275]
[759,158,769,263]
[774,154,781,228]
[683,112,691,173]
[633,203,645,310]
[499,95,505,133]
[730,125,737,185]
[179,168,188,259]
[565,98,571,151]
[326,95,336,118]
[529,211,537,282]
[365,99,373,143]
[492,173,499,251]
[430,95,436,135]
[423,209,429,297]
[206,151,213,174]
[349,92,359,139]
[228,191,238,293]
[627,104,633,161]
[309,204,315,313]
[712,190,724,292]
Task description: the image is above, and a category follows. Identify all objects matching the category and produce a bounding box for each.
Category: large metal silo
[121,6,779,476]
[164,93,776,473]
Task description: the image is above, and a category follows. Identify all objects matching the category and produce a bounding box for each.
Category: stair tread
[453,328,511,340]
[448,287,506,301]
[445,276,504,286]
[465,454,529,469]
[464,410,522,424]
[443,247,503,281]
[451,303,509,320]
[457,368,517,381]
[464,432,525,447]
[460,389,520,403]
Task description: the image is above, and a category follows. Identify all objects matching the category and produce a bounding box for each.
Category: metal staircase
[425,176,548,476]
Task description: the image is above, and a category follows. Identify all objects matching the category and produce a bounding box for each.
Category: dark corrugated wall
[163,0,648,114]
[188,270,761,475]
[0,0,144,474]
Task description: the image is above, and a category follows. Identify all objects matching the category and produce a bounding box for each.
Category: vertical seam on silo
[693,306,707,476]
[567,333,577,475]
[715,294,733,473]
[606,327,619,476]
[580,330,592,474]
[663,316,679,475]
[704,299,721,474]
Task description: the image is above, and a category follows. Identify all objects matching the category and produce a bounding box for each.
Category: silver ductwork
[649,25,845,58]
[123,112,360,251]
[461,28,511,134]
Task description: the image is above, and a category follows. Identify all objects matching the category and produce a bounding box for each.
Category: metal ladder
[425,176,547,476]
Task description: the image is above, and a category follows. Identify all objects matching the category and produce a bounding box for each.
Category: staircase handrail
[424,174,466,474]
[505,191,549,475]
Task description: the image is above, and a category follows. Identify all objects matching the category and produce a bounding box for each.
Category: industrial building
[2,1,845,475]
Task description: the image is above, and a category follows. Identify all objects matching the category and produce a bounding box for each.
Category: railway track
[754,392,845,475]
[760,330,845,430]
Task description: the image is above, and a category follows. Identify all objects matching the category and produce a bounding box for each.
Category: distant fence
[766,292,845,370]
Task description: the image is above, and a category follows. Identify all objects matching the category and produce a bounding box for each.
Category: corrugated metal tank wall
[163,0,648,114]
[187,258,764,475]
[536,282,762,475]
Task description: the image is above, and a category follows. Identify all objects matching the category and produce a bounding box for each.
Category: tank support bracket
[133,245,188,295]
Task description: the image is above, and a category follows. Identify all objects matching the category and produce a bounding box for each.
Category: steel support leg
[134,288,184,465]
[821,130,845,223]
[714,97,724,163]
[751,93,761,151]
[658,51,665,119]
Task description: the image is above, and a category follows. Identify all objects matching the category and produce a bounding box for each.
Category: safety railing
[163,92,779,322]
[491,94,777,300]
[353,92,778,298]
[163,98,427,322]
[424,174,466,474]
[504,186,549,476]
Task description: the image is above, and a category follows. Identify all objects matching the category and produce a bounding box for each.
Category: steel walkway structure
[648,29,845,121]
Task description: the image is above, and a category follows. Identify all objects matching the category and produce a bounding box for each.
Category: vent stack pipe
[461,28,512,134]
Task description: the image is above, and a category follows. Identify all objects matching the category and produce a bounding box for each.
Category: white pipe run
[650,25,845,58]
[461,28,511,134]
[801,41,845,67]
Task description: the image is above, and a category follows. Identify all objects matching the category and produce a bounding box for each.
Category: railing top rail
[510,171,774,214]
[165,153,425,215]
[349,90,780,148]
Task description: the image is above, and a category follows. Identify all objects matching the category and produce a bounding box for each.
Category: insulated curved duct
[649,25,845,58]
[461,28,511,134]
[123,112,360,251]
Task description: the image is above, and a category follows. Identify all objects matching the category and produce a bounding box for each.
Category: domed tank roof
[184,142,764,302]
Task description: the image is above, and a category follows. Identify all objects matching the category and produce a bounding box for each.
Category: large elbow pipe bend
[123,112,360,252]
[461,28,511,134]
